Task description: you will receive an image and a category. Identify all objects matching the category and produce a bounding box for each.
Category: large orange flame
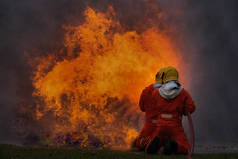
[31,7,183,149]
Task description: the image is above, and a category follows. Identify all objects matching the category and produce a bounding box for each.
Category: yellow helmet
[163,66,179,83]
[155,67,166,84]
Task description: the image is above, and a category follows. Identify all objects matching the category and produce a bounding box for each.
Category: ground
[1,144,238,159]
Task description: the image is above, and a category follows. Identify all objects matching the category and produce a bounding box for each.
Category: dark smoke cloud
[0,0,238,149]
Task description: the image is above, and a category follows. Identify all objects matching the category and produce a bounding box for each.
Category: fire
[30,7,182,148]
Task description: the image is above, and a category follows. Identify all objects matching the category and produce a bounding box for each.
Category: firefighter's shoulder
[142,84,154,94]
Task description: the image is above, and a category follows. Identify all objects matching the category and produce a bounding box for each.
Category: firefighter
[136,66,195,155]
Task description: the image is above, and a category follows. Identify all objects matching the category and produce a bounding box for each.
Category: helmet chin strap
[187,112,195,159]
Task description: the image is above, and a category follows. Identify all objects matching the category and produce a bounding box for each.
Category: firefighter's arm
[183,90,196,115]
[139,90,146,112]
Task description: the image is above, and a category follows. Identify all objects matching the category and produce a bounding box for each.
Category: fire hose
[187,112,195,159]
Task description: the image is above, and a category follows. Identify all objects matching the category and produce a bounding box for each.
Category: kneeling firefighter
[135,66,196,155]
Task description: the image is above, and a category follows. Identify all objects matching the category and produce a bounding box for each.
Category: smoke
[185,0,238,145]
[158,0,238,145]
[0,0,238,148]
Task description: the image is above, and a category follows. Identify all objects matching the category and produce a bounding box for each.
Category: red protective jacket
[136,84,195,154]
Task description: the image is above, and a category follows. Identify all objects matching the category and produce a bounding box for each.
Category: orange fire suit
[136,84,195,154]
